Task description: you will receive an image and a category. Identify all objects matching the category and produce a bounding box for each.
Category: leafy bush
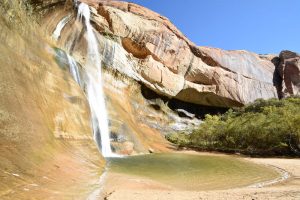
[166,97,300,156]
[165,132,190,147]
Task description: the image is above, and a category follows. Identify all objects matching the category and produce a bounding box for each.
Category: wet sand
[101,152,300,200]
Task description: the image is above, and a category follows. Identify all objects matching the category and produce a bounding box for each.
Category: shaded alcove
[140,84,229,119]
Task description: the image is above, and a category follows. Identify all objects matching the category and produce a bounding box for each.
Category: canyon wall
[41,0,300,155]
[1,0,299,198]
[0,1,105,199]
[45,1,282,108]
[87,1,298,106]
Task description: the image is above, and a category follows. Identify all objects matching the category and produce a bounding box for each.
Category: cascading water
[53,2,115,157]
[51,2,117,157]
[52,15,71,41]
[66,54,81,86]
[75,3,114,157]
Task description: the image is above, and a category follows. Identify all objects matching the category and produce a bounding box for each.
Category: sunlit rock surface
[0,2,105,199]
[103,72,202,155]
[42,1,203,155]
[1,0,298,198]
[43,0,300,154]
[44,1,281,108]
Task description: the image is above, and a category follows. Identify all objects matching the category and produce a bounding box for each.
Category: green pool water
[108,153,279,190]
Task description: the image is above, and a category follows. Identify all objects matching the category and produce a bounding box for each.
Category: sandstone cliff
[45,1,283,108]
[0,2,105,199]
[1,0,299,198]
[40,0,300,155]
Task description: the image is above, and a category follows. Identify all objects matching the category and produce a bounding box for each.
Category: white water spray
[52,15,71,41]
[77,3,114,157]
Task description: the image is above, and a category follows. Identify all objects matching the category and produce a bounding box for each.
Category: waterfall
[52,15,71,41]
[76,3,114,157]
[66,54,81,86]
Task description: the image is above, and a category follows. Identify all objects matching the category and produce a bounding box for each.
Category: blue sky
[128,0,300,54]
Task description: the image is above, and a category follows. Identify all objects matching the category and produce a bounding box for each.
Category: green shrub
[165,132,190,147]
[166,97,300,156]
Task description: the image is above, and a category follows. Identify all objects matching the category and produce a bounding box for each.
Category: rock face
[43,1,281,108]
[0,2,105,199]
[103,73,174,155]
[276,50,300,98]
[41,1,299,154]
[77,1,278,107]
[41,0,298,154]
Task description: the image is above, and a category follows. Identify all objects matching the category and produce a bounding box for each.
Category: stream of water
[77,3,113,158]
[54,2,114,157]
[52,15,71,41]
